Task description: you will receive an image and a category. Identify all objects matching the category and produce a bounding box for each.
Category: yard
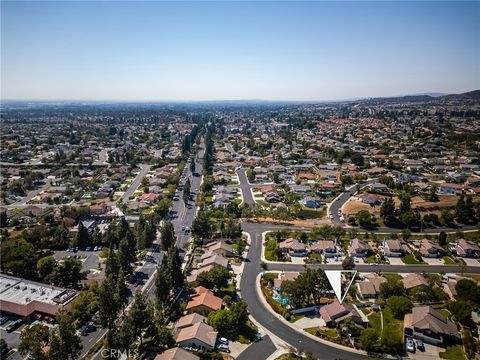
[442,256,465,265]
[439,345,466,360]
[367,306,404,347]
[401,253,425,264]
[304,327,338,341]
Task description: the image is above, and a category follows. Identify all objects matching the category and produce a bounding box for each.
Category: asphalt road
[236,335,277,360]
[82,144,206,358]
[238,221,480,360]
[236,168,256,205]
[121,164,152,203]
[224,142,238,157]
[239,222,364,360]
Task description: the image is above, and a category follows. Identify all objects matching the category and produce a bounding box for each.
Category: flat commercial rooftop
[0,273,75,306]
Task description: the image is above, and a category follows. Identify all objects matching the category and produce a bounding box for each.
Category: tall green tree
[191,211,213,240]
[160,221,176,250]
[53,311,82,360]
[19,324,50,360]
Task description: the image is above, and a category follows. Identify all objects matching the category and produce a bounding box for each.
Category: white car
[217,344,230,353]
[406,338,415,353]
[218,337,228,345]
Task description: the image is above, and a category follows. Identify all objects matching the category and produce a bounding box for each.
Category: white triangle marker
[325,270,357,304]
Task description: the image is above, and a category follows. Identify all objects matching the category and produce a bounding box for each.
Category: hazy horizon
[2,1,479,101]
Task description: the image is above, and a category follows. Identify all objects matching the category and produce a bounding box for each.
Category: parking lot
[53,249,103,272]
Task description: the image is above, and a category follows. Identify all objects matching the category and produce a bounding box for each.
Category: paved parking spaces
[463,258,480,266]
[423,257,445,265]
[53,250,101,272]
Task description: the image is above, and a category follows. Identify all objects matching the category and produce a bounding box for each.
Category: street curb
[254,272,367,356]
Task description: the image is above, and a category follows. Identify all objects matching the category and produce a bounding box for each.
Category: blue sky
[1,1,479,101]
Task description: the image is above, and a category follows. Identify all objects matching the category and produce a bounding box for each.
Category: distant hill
[358,89,480,105]
[441,89,480,101]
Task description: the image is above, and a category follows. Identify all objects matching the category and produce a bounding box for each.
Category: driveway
[294,315,326,329]
[408,342,442,359]
[387,256,405,265]
[463,258,480,266]
[423,257,445,265]
[291,257,306,264]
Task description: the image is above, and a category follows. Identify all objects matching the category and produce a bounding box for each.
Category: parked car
[218,337,228,345]
[0,316,9,325]
[217,344,230,353]
[6,319,22,332]
[406,338,415,353]
[416,339,424,351]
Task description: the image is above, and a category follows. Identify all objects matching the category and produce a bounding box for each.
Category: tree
[117,238,135,275]
[207,301,249,340]
[197,266,232,291]
[19,323,50,360]
[350,152,364,166]
[72,222,90,249]
[191,211,213,240]
[342,255,355,270]
[155,258,171,308]
[455,279,480,303]
[160,221,176,250]
[37,256,56,281]
[166,246,184,291]
[380,197,395,224]
[399,194,411,216]
[448,300,474,326]
[127,291,151,346]
[70,283,100,327]
[50,258,85,289]
[183,178,191,203]
[429,184,439,202]
[378,278,405,299]
[53,311,82,359]
[115,272,130,314]
[190,157,195,173]
[360,328,379,351]
[438,231,447,246]
[356,210,375,229]
[98,276,120,330]
[1,238,37,279]
[386,296,412,319]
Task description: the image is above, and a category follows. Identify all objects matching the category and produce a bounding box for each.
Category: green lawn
[228,180,239,185]
[402,253,425,264]
[237,320,258,344]
[383,273,403,282]
[440,345,467,360]
[366,254,380,263]
[443,256,465,265]
[265,239,280,261]
[367,306,404,345]
[304,327,338,341]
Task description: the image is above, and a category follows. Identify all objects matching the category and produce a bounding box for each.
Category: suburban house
[416,239,444,258]
[368,182,390,193]
[356,275,386,299]
[155,348,199,360]
[360,194,382,205]
[455,239,480,258]
[438,183,465,195]
[174,313,207,330]
[197,253,230,270]
[382,239,408,257]
[205,241,235,257]
[308,240,339,258]
[278,238,308,257]
[319,301,367,328]
[404,306,460,346]
[402,274,429,291]
[186,287,223,315]
[273,272,300,290]
[349,238,372,257]
[303,196,322,209]
[175,322,218,351]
